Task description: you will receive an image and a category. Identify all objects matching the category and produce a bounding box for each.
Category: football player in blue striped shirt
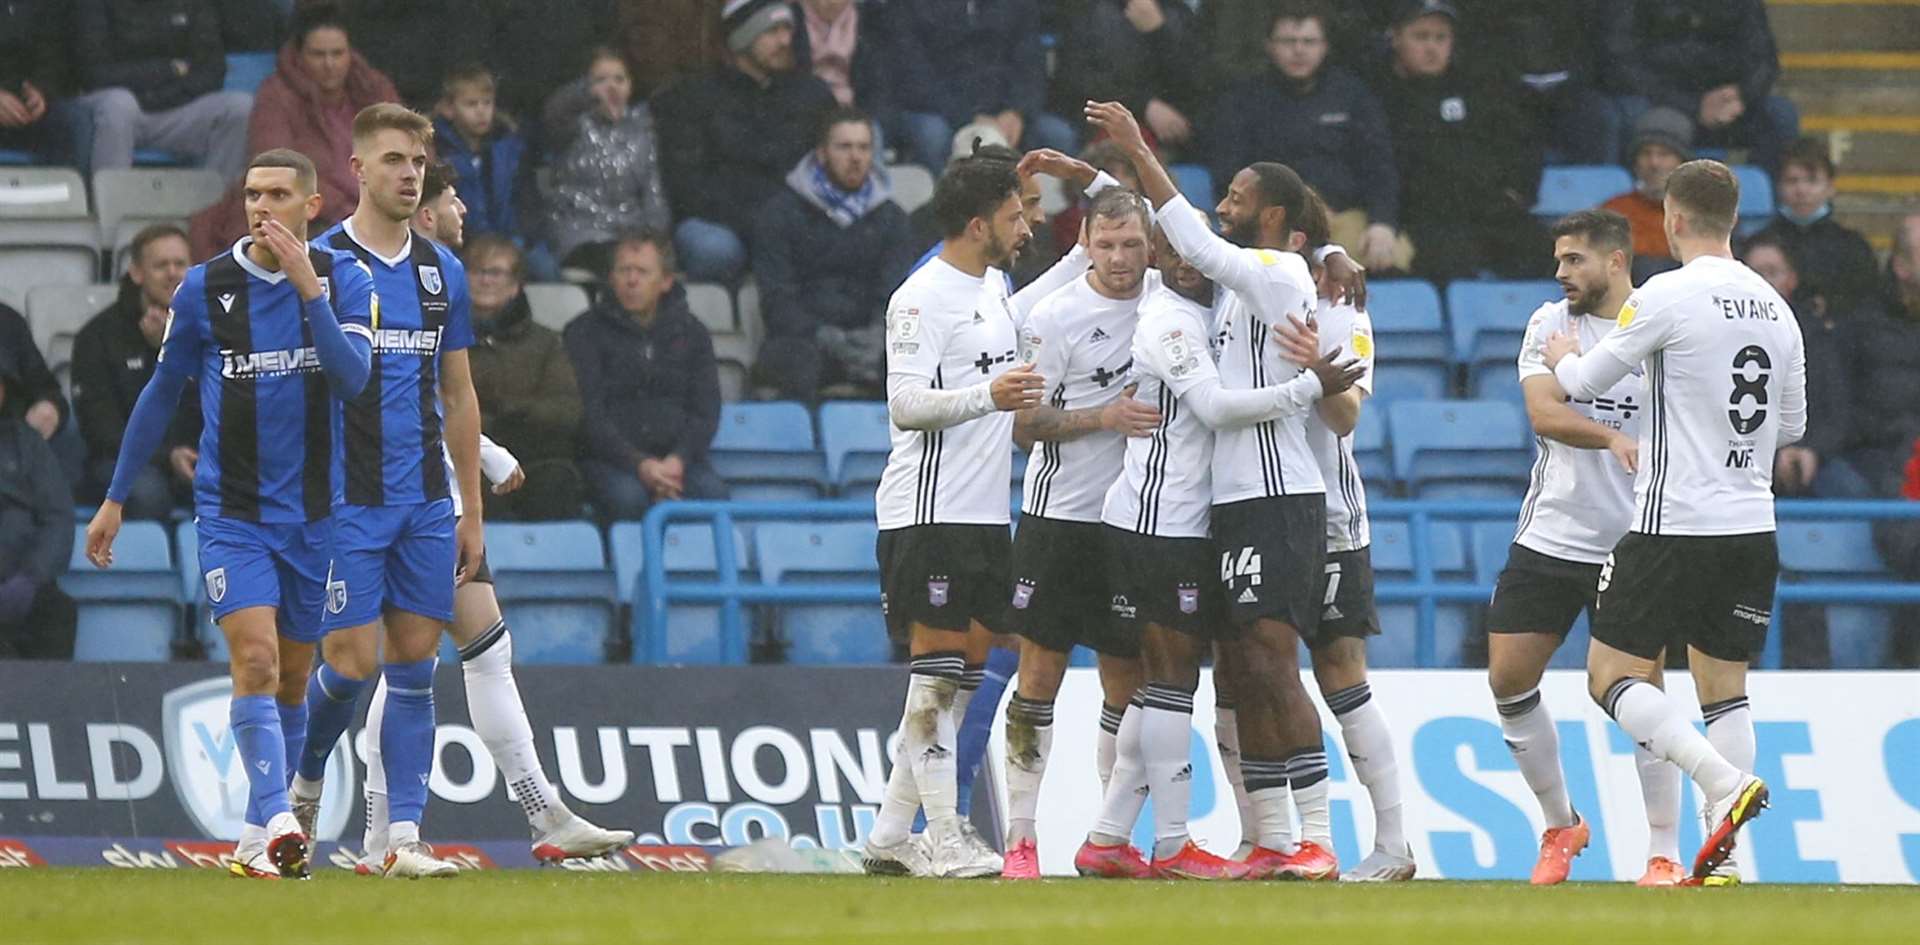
[85,147,376,879]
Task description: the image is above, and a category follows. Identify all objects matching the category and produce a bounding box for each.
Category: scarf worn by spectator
[793,153,888,228]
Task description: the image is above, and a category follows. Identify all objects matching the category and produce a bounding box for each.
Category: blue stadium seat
[224,52,276,94]
[1352,406,1393,497]
[755,521,888,664]
[1533,166,1632,219]
[1387,400,1535,499]
[60,522,177,661]
[1169,164,1216,207]
[1446,280,1559,399]
[612,521,755,664]
[819,401,892,495]
[1778,520,1893,668]
[483,522,615,663]
[1369,519,1470,667]
[710,402,828,500]
[1732,165,1774,237]
[1365,280,1451,403]
[1467,519,1589,665]
[134,150,186,166]
[0,150,32,166]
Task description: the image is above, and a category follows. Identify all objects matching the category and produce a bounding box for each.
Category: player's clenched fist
[85,501,124,569]
[992,364,1047,411]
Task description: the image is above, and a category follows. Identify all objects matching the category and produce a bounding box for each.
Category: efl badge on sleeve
[928,580,950,607]
[419,265,443,295]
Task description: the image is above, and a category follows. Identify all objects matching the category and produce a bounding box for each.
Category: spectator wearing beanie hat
[653,0,837,281]
[1603,106,1691,281]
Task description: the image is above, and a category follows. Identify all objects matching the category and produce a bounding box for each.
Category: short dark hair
[248,148,318,194]
[612,229,677,275]
[463,234,525,282]
[1665,159,1740,236]
[1087,187,1150,234]
[930,157,1023,239]
[1246,161,1308,228]
[1740,230,1799,272]
[585,45,627,76]
[1780,136,1836,181]
[1551,208,1634,263]
[1270,0,1333,35]
[817,106,873,147]
[421,159,456,207]
[129,223,189,266]
[1295,185,1331,249]
[291,1,349,50]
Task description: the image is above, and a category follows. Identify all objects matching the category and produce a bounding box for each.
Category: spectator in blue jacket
[434,64,526,244]
[1208,0,1406,271]
[563,233,728,520]
[888,0,1077,167]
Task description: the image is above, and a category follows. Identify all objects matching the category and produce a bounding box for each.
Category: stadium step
[1770,1,1920,55]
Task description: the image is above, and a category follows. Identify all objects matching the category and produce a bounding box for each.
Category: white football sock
[1243,755,1295,853]
[1328,683,1405,852]
[462,626,570,834]
[1497,687,1575,829]
[1090,701,1147,845]
[1140,686,1197,859]
[869,741,920,848]
[1603,679,1743,802]
[1704,696,1755,871]
[363,787,390,861]
[870,655,964,847]
[1002,696,1053,845]
[1287,748,1332,849]
[365,676,387,795]
[1215,706,1256,847]
[1636,744,1681,863]
[1096,703,1122,792]
[389,819,420,847]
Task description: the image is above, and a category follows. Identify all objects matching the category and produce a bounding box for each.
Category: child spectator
[434,64,526,243]
[542,47,672,277]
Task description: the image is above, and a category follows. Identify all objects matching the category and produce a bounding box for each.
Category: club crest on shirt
[928,580,950,607]
[419,265,443,295]
[204,567,226,603]
[1012,580,1035,610]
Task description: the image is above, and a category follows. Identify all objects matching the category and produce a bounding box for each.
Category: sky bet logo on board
[161,678,356,841]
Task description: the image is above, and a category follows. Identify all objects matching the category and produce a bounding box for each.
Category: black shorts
[468,551,493,585]
[1105,526,1227,641]
[877,523,1011,640]
[1486,543,1598,636]
[1005,517,1137,658]
[1312,546,1380,645]
[1592,531,1778,663]
[1213,495,1326,635]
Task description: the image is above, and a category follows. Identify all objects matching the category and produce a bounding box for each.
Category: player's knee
[1311,638,1367,691]
[213,90,253,122]
[324,640,379,680]
[228,644,278,694]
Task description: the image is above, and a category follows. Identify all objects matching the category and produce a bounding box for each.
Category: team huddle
[866,100,1805,885]
[86,104,630,879]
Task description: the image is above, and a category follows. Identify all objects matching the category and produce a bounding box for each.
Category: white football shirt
[1555,255,1807,536]
[1513,299,1641,563]
[1305,302,1376,552]
[1101,286,1218,539]
[875,258,1022,530]
[1157,195,1325,504]
[1019,272,1148,522]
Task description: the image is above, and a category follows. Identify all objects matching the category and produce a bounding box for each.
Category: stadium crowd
[1,0,1917,666]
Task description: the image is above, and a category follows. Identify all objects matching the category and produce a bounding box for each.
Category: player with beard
[1088,99,1353,879]
[863,154,1045,878]
[997,188,1163,878]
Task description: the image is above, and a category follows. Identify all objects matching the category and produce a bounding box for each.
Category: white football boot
[383,840,460,879]
[533,815,637,862]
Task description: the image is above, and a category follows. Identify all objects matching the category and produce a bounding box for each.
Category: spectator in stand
[1741,233,1863,499]
[188,3,400,260]
[337,0,492,110]
[214,0,285,52]
[889,0,1077,167]
[1455,0,1616,164]
[618,0,724,97]
[71,225,202,520]
[1051,0,1206,158]
[1750,137,1881,315]
[0,0,83,166]
[1602,106,1690,282]
[1601,0,1798,174]
[542,47,672,278]
[1844,214,1920,497]
[0,358,75,661]
[654,1,837,282]
[792,0,897,149]
[1375,0,1549,281]
[463,236,585,520]
[1209,0,1407,271]
[564,233,727,520]
[435,64,525,244]
[0,305,69,447]
[72,0,254,179]
[752,107,914,401]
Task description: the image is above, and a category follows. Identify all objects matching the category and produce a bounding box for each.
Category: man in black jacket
[0,358,76,660]
[0,305,69,446]
[72,0,253,179]
[1742,233,1863,499]
[752,108,914,401]
[1750,138,1882,317]
[71,225,202,519]
[564,233,728,520]
[654,0,837,282]
[0,0,83,165]
[1844,215,1920,498]
[1051,0,1206,158]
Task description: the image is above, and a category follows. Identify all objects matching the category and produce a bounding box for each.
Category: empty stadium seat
[1387,400,1534,499]
[1351,406,1392,497]
[1446,280,1558,398]
[224,52,276,94]
[1370,518,1471,667]
[61,522,177,661]
[1533,166,1631,219]
[612,520,755,664]
[755,521,888,664]
[684,282,735,334]
[1732,165,1773,237]
[521,283,591,332]
[1778,520,1893,668]
[1169,164,1216,206]
[889,164,935,213]
[92,168,224,269]
[709,333,758,403]
[0,168,100,311]
[483,522,616,663]
[26,284,119,388]
[1364,280,1450,403]
[710,402,827,500]
[819,400,891,495]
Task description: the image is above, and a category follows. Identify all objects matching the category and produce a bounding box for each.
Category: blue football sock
[230,695,289,824]
[381,659,437,827]
[278,700,308,785]
[298,663,370,783]
[953,645,1017,819]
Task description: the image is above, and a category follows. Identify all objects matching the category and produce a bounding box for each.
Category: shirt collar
[341,216,413,268]
[231,238,287,284]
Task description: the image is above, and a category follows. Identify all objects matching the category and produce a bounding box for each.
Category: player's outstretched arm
[440,349,486,585]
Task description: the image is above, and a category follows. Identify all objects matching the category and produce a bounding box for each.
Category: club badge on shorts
[1178,585,1198,614]
[1012,580,1035,610]
[327,579,348,615]
[928,580,950,607]
[204,567,226,603]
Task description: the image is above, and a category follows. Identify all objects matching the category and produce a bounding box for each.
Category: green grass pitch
[5,870,1912,945]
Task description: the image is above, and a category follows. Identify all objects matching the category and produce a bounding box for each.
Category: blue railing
[641,499,1920,669]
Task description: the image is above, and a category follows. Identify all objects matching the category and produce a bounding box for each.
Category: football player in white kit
[1086,99,1351,880]
[1546,160,1805,884]
[1486,208,1686,887]
[998,188,1163,879]
[862,154,1047,879]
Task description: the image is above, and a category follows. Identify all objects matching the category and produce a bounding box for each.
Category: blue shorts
[322,499,458,630]
[195,515,334,643]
